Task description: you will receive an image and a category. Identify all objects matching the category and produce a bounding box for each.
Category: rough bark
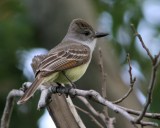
[47,94,84,128]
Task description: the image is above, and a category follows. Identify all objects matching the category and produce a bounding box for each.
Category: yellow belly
[55,63,89,84]
[42,72,59,83]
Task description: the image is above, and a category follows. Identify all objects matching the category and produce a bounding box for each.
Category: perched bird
[17,18,108,104]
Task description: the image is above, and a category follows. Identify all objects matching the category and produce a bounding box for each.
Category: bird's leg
[56,83,70,98]
[62,71,77,88]
[56,83,63,96]
[56,82,62,87]
[20,82,32,92]
[37,88,51,110]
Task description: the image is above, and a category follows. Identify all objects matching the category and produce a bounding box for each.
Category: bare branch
[1,82,32,128]
[98,48,107,99]
[154,52,160,69]
[135,63,159,123]
[98,48,110,120]
[130,24,154,62]
[97,48,116,128]
[113,53,136,104]
[75,105,104,128]
[77,96,115,128]
[130,24,160,123]
[2,80,159,128]
[49,86,158,127]
[127,53,136,85]
[119,106,160,119]
[1,90,24,128]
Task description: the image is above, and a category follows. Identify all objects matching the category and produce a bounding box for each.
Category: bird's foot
[20,82,32,92]
[37,88,52,110]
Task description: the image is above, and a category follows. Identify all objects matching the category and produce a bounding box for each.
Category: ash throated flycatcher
[17,18,109,104]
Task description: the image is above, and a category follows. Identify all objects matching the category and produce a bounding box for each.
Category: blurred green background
[0,0,160,128]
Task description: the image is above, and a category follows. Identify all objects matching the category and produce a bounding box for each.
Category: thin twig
[98,48,115,128]
[1,82,33,128]
[75,105,104,128]
[130,24,154,62]
[77,96,115,128]
[98,48,109,117]
[98,48,107,99]
[78,96,115,128]
[49,86,158,127]
[0,90,24,128]
[113,53,136,104]
[136,61,159,122]
[130,24,160,123]
[2,82,159,128]
[154,51,160,68]
[119,106,160,119]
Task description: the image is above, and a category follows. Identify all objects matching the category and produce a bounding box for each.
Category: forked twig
[136,61,159,123]
[130,24,160,123]
[98,48,108,115]
[98,48,107,99]
[77,96,115,128]
[75,105,104,128]
[119,106,160,119]
[98,48,115,128]
[113,53,136,104]
[130,24,154,62]
[0,90,24,128]
[49,85,158,127]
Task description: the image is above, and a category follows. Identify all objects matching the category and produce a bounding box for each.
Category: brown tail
[17,78,43,104]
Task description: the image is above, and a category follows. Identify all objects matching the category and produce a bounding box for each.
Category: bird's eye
[83,30,90,36]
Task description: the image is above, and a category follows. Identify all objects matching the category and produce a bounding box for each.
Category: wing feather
[35,42,90,77]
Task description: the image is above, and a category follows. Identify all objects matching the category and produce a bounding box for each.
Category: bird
[17,18,109,104]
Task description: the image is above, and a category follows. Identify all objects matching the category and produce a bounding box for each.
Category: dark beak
[94,32,109,38]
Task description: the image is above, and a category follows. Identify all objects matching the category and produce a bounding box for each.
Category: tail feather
[17,78,43,104]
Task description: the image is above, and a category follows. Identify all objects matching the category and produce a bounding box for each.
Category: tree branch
[1,81,159,128]
[98,48,107,100]
[136,60,159,123]
[113,53,136,104]
[119,106,160,119]
[0,90,24,128]
[130,24,160,123]
[98,48,115,128]
[130,24,154,62]
[1,25,160,128]
[77,96,116,128]
[75,105,104,128]
[48,86,158,127]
